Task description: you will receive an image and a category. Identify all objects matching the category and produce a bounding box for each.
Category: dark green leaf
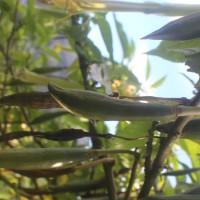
[66,24,90,41]
[0,0,11,12]
[84,38,102,62]
[142,12,200,41]
[33,67,66,74]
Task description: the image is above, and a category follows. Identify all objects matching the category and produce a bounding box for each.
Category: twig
[13,158,115,178]
[144,123,157,182]
[0,129,163,143]
[103,161,117,200]
[124,151,140,200]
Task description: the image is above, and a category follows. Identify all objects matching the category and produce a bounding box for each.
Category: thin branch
[144,123,157,182]
[124,151,140,200]
[103,161,117,200]
[0,128,163,143]
[13,157,115,178]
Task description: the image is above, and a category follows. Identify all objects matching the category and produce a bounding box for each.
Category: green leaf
[111,121,152,149]
[66,24,90,41]
[42,47,61,61]
[186,51,200,74]
[146,41,186,63]
[0,0,11,12]
[15,69,82,89]
[84,38,102,62]
[146,60,151,80]
[26,0,36,33]
[151,75,166,88]
[93,14,113,61]
[142,12,200,41]
[146,38,200,88]
[113,14,131,60]
[33,67,66,74]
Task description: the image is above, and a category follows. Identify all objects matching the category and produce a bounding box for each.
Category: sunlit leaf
[114,14,131,60]
[42,47,61,61]
[146,60,151,81]
[93,14,113,61]
[151,76,166,88]
[111,121,152,149]
[15,69,82,88]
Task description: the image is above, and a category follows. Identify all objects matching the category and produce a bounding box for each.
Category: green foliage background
[1,1,200,200]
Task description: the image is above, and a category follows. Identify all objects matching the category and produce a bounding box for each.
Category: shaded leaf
[142,12,200,41]
[0,0,11,12]
[84,38,102,62]
[66,24,90,41]
[33,67,66,74]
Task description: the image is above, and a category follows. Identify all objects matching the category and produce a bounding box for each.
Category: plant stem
[63,0,200,16]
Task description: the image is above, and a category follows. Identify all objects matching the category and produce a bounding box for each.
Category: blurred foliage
[1,1,200,200]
